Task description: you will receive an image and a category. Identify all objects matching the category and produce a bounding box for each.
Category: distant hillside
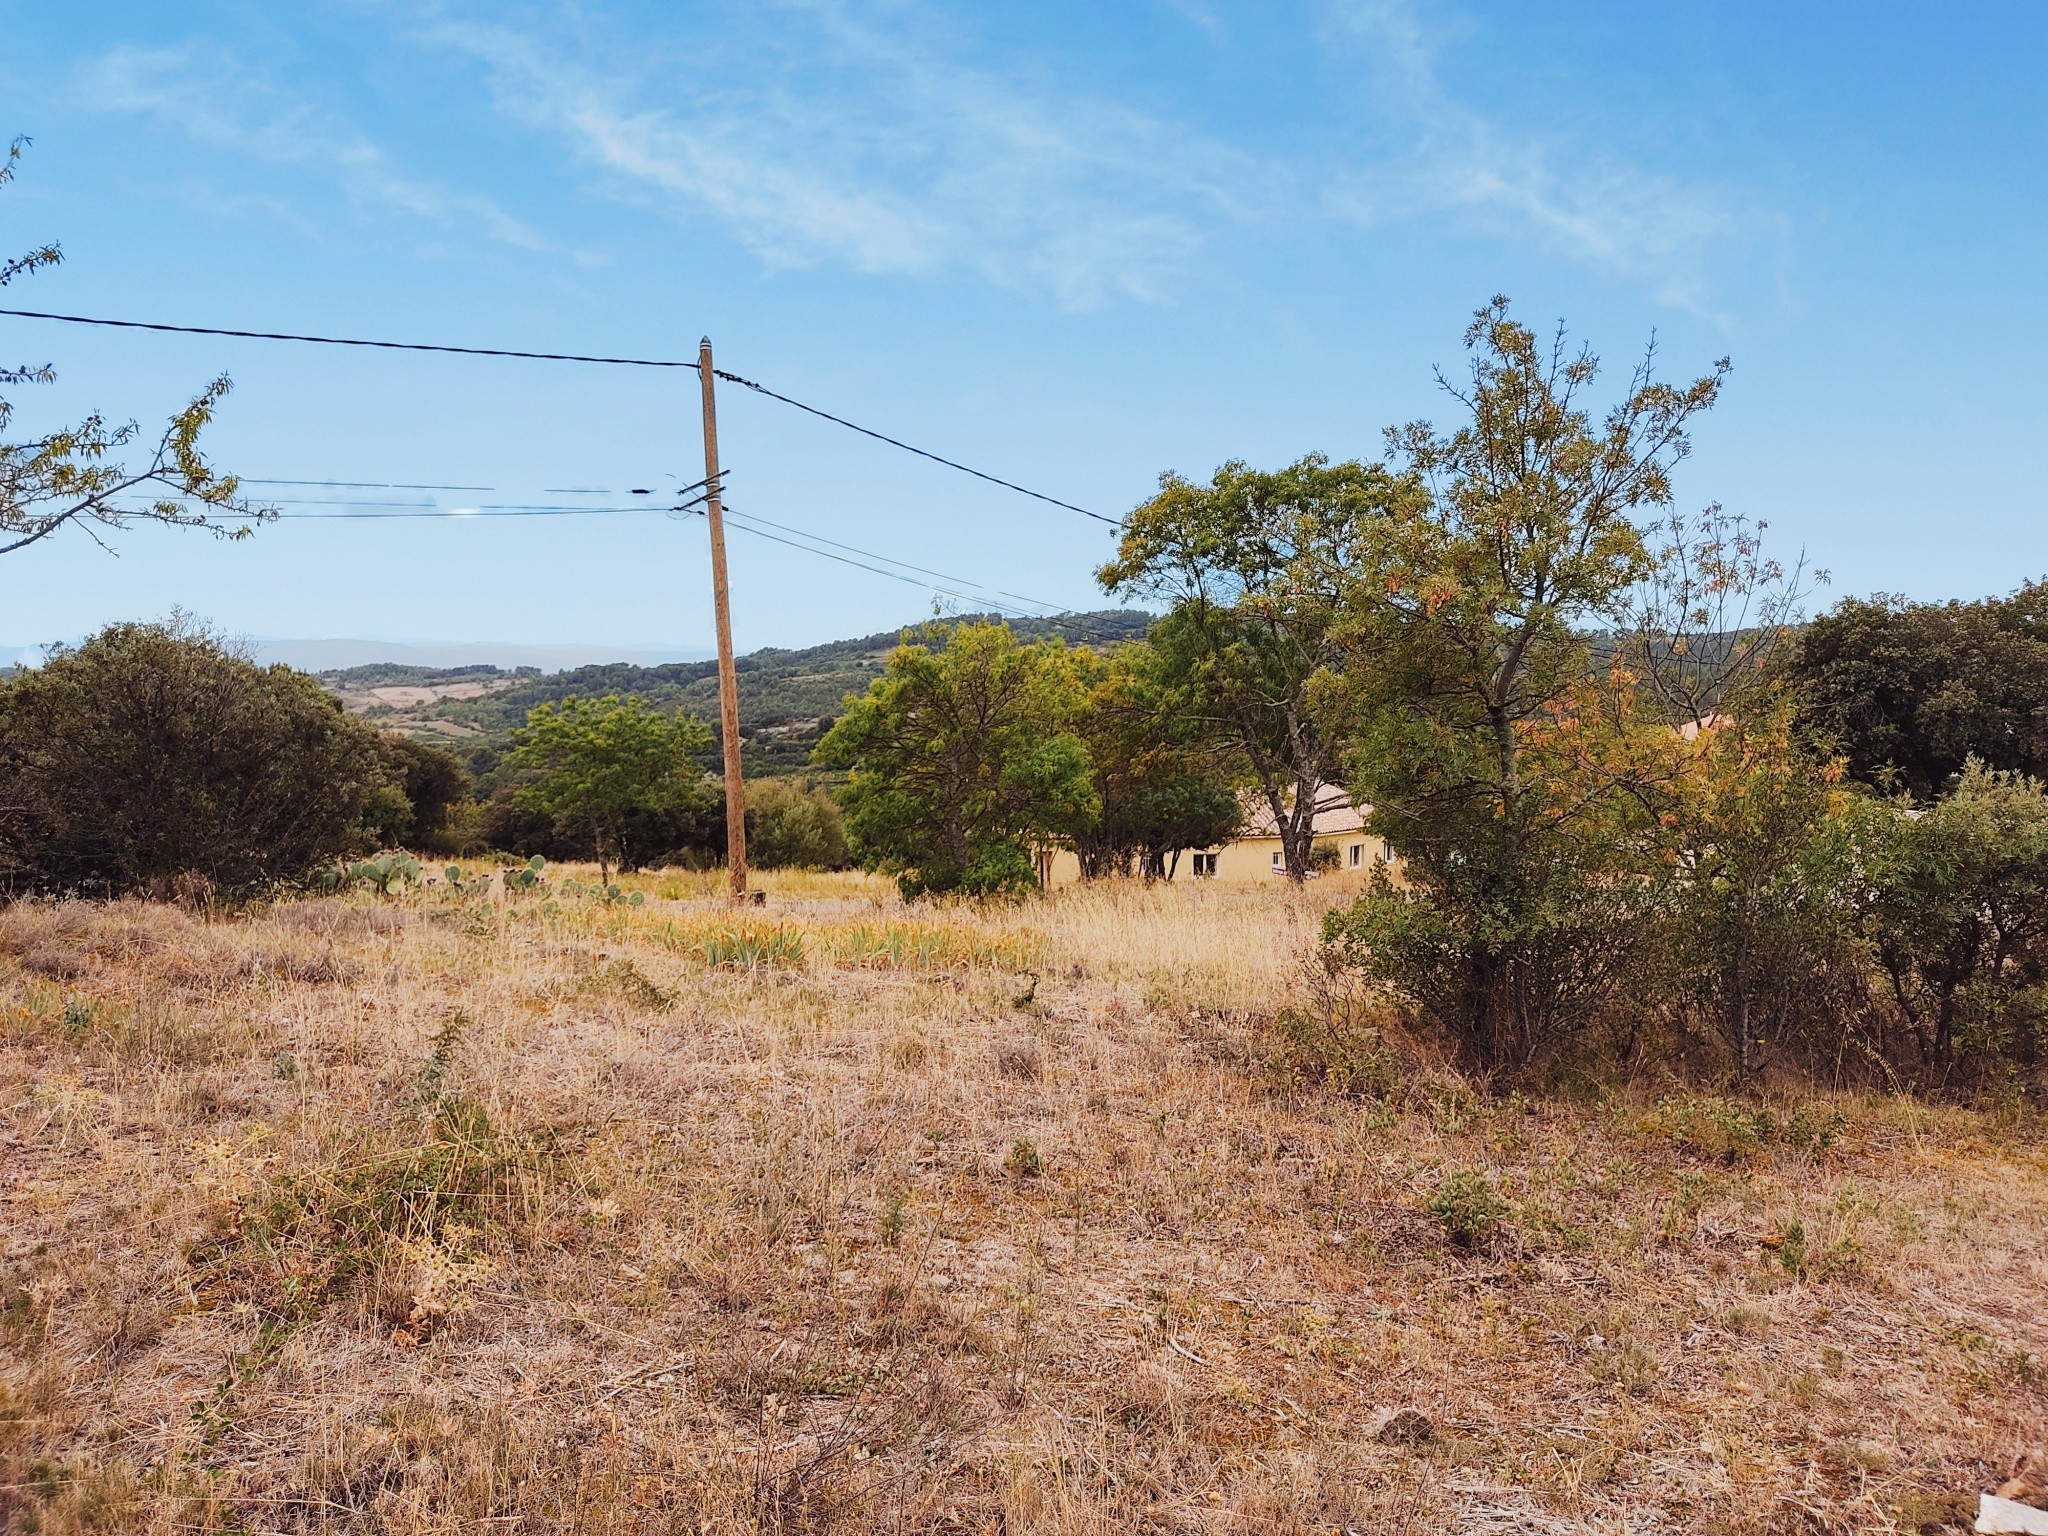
[322,609,1154,777]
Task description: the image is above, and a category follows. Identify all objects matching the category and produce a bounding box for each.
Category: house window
[1271,851,1285,871]
[1191,852,1218,878]
[1347,843,1363,869]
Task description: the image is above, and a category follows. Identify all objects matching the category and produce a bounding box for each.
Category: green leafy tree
[1327,298,1728,1072]
[1065,642,1241,878]
[373,736,473,854]
[814,622,1097,898]
[1857,762,2048,1081]
[1786,583,2048,800]
[1098,453,1406,879]
[2,138,267,554]
[0,619,401,894]
[510,694,714,885]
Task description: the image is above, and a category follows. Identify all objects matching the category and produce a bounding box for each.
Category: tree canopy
[510,694,715,885]
[815,621,1096,898]
[0,620,406,895]
[1064,642,1240,879]
[1098,453,1405,878]
[1328,298,1731,1070]
[1786,583,2048,800]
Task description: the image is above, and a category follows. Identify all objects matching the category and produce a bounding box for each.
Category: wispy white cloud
[79,43,556,255]
[414,2,1272,309]
[1325,0,1763,314]
[82,6,1770,316]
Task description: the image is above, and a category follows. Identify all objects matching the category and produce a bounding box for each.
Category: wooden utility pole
[698,337,748,902]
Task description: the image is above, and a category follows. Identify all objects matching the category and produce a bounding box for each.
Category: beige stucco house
[1040,787,1396,886]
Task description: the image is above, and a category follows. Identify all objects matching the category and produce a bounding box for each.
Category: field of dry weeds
[3,872,2045,1535]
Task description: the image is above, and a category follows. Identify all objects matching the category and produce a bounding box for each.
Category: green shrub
[1857,764,2048,1082]
[1004,1138,1043,1178]
[814,621,1096,899]
[0,620,407,895]
[1428,1169,1509,1247]
[745,777,851,870]
[373,736,472,854]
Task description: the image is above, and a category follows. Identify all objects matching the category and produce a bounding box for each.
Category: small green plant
[696,924,808,971]
[878,1185,908,1247]
[1004,1138,1043,1179]
[1639,1096,1778,1162]
[1786,1102,1847,1156]
[1263,1008,1399,1100]
[587,959,673,1011]
[1777,1218,1808,1277]
[1428,1169,1509,1247]
[502,855,547,892]
[1427,1084,1480,1137]
[559,878,644,906]
[442,864,494,897]
[1585,1329,1661,1397]
[60,996,98,1036]
[348,852,422,896]
[1660,1170,1712,1240]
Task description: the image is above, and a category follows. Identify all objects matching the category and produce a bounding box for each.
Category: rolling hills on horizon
[321,609,1155,777]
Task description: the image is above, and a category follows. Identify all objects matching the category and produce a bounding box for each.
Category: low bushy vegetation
[0,620,465,897]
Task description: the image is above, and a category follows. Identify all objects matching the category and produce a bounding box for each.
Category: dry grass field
[3,871,2045,1534]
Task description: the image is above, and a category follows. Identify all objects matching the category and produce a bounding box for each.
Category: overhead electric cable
[150,502,673,521]
[0,305,1116,527]
[710,368,1118,527]
[714,514,1045,620]
[723,506,1061,613]
[241,478,492,491]
[0,306,694,368]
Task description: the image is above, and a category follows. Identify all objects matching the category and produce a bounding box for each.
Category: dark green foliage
[1066,642,1241,878]
[322,662,538,689]
[1787,583,2048,800]
[745,778,851,870]
[0,620,404,895]
[374,735,471,853]
[1098,457,1402,879]
[330,851,423,896]
[815,621,1097,898]
[1856,764,2048,1080]
[509,694,716,885]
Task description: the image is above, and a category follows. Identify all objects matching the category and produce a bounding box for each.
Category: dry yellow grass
[2,872,2045,1534]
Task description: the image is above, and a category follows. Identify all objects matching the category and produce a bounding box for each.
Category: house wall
[1040,832,1396,887]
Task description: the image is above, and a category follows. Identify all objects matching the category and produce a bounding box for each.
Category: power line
[712,368,1119,527]
[158,502,673,521]
[0,306,694,368]
[715,513,1048,622]
[241,477,493,491]
[723,506,1061,613]
[0,305,1118,528]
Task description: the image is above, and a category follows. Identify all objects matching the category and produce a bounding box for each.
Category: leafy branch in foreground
[0,135,270,555]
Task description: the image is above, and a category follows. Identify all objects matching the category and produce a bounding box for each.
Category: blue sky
[3,1,2045,654]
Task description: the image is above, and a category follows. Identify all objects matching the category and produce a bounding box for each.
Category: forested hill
[321,609,1154,777]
